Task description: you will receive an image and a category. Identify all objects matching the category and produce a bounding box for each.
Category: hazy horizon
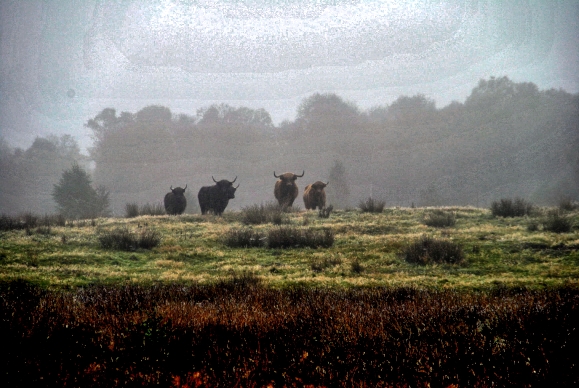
[1,1,578,154]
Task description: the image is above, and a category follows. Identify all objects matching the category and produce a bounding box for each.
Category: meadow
[1,205,578,289]
[2,205,579,386]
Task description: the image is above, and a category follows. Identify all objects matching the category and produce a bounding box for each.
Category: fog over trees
[1,77,577,216]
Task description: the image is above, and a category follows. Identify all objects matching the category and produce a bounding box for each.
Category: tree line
[1,76,577,216]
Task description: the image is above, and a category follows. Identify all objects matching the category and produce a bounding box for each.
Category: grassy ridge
[1,207,578,289]
[2,280,578,386]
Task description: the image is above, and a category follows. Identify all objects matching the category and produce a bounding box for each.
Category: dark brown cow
[303,181,328,210]
[198,176,239,215]
[273,171,304,207]
[164,185,187,215]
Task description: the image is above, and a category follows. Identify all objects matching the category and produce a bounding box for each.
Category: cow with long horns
[164,185,188,215]
[274,171,304,207]
[198,176,239,215]
[303,181,328,210]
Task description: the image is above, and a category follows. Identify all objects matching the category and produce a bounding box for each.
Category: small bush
[125,203,140,218]
[267,226,334,249]
[527,221,540,232]
[126,202,166,218]
[311,255,342,272]
[0,213,67,231]
[140,203,166,216]
[359,197,385,213]
[318,205,334,219]
[98,227,161,250]
[490,198,533,217]
[241,202,289,225]
[402,235,465,265]
[543,211,573,234]
[138,229,162,249]
[559,197,578,212]
[223,228,265,248]
[351,259,364,274]
[423,210,456,227]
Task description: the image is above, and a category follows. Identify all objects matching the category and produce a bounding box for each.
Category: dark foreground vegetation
[2,279,578,387]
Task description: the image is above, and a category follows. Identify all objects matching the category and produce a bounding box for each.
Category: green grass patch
[0,206,577,289]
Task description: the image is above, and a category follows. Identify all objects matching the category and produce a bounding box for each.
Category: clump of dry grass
[423,209,456,228]
[359,197,385,213]
[402,235,465,265]
[98,226,161,250]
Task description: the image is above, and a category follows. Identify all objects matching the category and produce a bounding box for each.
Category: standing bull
[303,181,329,210]
[274,171,305,207]
[198,176,239,215]
[164,185,187,215]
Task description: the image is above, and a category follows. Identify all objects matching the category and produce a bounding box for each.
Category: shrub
[423,210,456,227]
[527,221,540,232]
[318,205,334,218]
[351,259,364,274]
[98,227,161,250]
[140,203,166,216]
[559,197,578,212]
[223,228,265,248]
[241,202,289,225]
[402,235,465,265]
[125,203,140,218]
[311,255,342,272]
[138,229,162,249]
[490,198,533,217]
[543,211,573,233]
[359,197,385,213]
[0,213,67,231]
[126,202,166,218]
[267,226,334,249]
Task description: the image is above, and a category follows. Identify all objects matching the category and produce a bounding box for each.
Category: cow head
[274,171,305,186]
[310,181,328,191]
[170,184,187,196]
[213,176,239,199]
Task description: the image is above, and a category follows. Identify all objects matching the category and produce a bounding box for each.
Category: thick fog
[1,1,578,216]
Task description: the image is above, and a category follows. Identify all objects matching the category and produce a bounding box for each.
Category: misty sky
[1,1,578,153]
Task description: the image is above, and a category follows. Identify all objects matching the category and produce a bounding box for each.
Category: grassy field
[1,206,578,290]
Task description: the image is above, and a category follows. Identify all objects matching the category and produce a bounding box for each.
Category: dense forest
[1,76,578,216]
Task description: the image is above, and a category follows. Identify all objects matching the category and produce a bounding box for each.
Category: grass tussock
[125,202,166,218]
[223,228,265,248]
[402,235,465,265]
[311,255,342,272]
[359,197,386,213]
[0,213,67,231]
[558,197,578,212]
[2,281,577,386]
[98,226,161,251]
[240,202,289,225]
[318,205,334,219]
[491,198,533,217]
[423,209,456,228]
[224,226,335,249]
[267,226,335,249]
[543,211,574,234]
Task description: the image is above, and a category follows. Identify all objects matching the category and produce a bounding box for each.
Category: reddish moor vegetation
[2,279,578,387]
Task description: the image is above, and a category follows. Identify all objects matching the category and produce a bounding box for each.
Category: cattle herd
[164,171,329,215]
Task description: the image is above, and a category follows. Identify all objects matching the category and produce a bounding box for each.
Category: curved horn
[273,171,280,178]
[231,176,237,183]
[170,185,173,191]
[184,184,187,191]
[234,183,240,189]
[212,176,218,183]
[296,170,305,177]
